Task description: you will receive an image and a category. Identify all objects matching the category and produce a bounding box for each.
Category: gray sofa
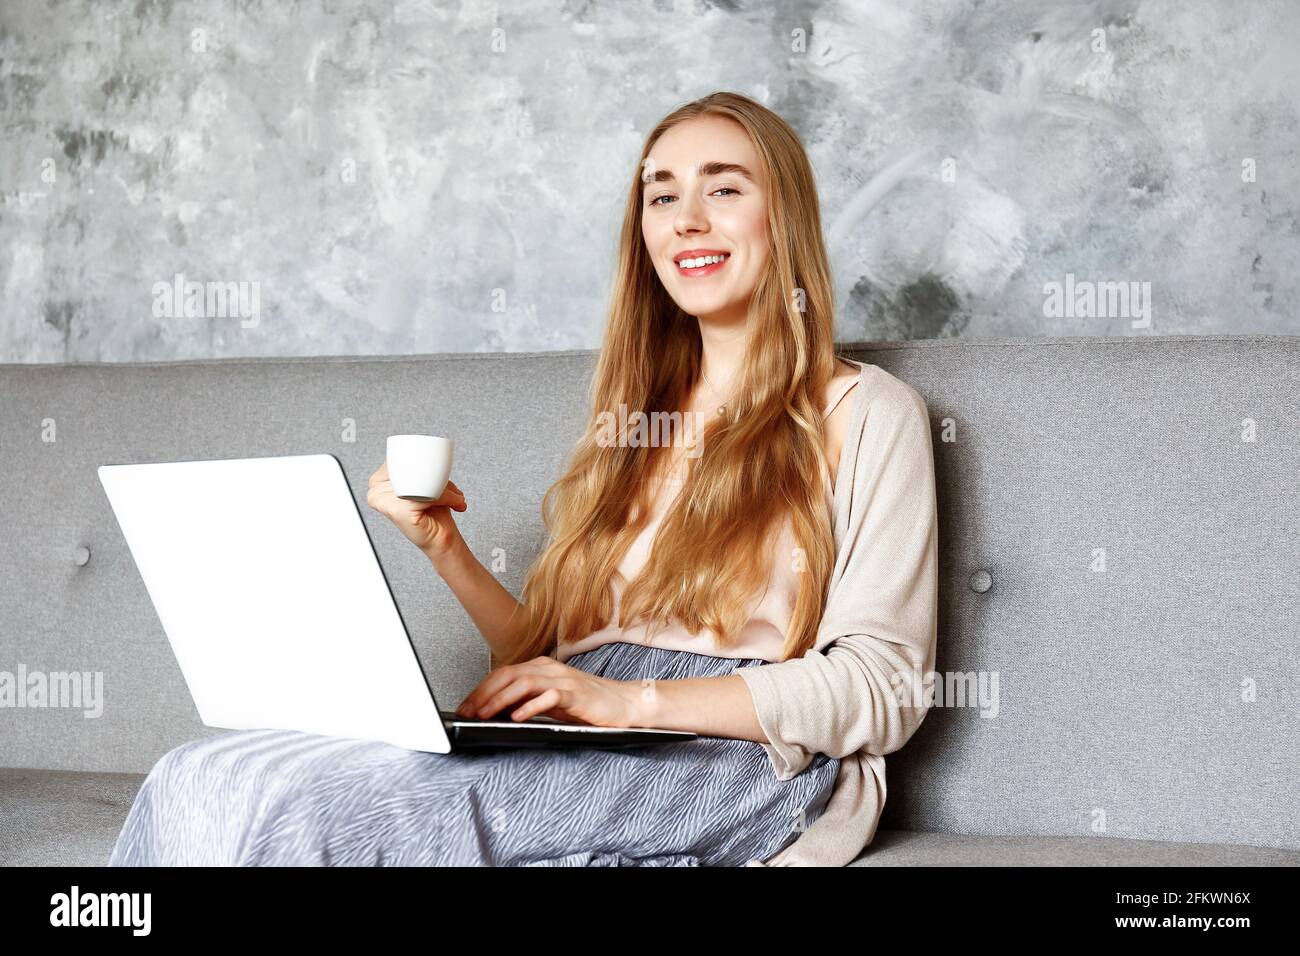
[2,334,1297,866]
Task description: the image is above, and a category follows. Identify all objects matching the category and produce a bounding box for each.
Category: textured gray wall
[1,0,1297,364]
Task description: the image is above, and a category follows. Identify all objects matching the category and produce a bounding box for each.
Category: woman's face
[640,115,769,326]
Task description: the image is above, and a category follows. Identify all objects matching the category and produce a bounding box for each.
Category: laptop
[97,453,697,753]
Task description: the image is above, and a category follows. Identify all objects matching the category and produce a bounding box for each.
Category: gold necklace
[700,369,733,418]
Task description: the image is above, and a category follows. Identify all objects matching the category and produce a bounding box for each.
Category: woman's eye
[648,186,739,207]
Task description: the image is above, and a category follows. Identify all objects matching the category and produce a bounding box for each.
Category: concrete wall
[1,0,1296,363]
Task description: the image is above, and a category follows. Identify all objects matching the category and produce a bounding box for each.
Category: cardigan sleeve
[735,385,939,780]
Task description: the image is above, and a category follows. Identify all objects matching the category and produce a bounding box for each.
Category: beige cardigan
[735,359,939,867]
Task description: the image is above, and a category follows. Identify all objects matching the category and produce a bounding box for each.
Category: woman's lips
[676,253,730,278]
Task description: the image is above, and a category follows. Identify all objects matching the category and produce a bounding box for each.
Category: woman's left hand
[454,656,652,728]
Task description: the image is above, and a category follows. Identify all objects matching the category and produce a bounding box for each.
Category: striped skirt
[107,641,841,867]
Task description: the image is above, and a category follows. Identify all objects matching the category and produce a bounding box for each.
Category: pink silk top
[554,373,863,664]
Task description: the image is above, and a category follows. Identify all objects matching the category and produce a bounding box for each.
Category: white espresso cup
[386,434,454,501]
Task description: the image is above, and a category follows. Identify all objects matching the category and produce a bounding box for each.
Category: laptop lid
[98,453,451,754]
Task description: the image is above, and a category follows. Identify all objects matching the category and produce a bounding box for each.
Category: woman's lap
[108,642,840,867]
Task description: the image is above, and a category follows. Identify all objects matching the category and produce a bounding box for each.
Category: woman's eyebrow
[643,161,756,186]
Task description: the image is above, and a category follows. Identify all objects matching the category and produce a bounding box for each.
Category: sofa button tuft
[74,546,91,567]
[969,569,992,593]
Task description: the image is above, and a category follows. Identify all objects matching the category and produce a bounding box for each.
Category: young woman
[109,91,938,868]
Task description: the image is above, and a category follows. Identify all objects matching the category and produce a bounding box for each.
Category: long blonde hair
[500,91,843,666]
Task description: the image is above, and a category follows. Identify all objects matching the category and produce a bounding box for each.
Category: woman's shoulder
[823,360,864,478]
[823,359,862,414]
[840,359,928,424]
[832,361,935,506]
[830,358,860,389]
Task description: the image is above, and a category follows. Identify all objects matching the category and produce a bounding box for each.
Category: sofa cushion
[3,768,1295,868]
[850,828,1300,866]
[0,767,145,866]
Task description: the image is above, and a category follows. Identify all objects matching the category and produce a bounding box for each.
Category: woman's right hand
[366,461,468,562]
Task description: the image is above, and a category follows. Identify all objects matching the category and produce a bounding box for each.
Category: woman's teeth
[677,253,729,270]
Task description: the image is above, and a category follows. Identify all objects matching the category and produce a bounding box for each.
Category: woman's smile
[675,250,731,278]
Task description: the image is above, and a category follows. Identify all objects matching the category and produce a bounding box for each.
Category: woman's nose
[674,195,708,232]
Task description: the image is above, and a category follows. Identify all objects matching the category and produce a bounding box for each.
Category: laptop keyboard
[440,709,564,725]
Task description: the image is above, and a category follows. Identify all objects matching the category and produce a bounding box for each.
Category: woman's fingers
[455,667,511,716]
[510,687,561,722]
[465,671,530,717]
[478,679,546,720]
[436,481,467,511]
[367,464,466,511]
[457,660,554,717]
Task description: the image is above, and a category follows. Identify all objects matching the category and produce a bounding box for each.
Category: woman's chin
[672,293,741,319]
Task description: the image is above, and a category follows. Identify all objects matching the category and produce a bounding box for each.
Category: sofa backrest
[2,335,1296,850]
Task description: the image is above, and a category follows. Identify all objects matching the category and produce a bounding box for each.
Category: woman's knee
[148,738,205,777]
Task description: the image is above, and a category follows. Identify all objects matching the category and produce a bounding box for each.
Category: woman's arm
[366,462,531,661]
[427,537,529,663]
[632,673,767,739]
[732,384,940,775]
